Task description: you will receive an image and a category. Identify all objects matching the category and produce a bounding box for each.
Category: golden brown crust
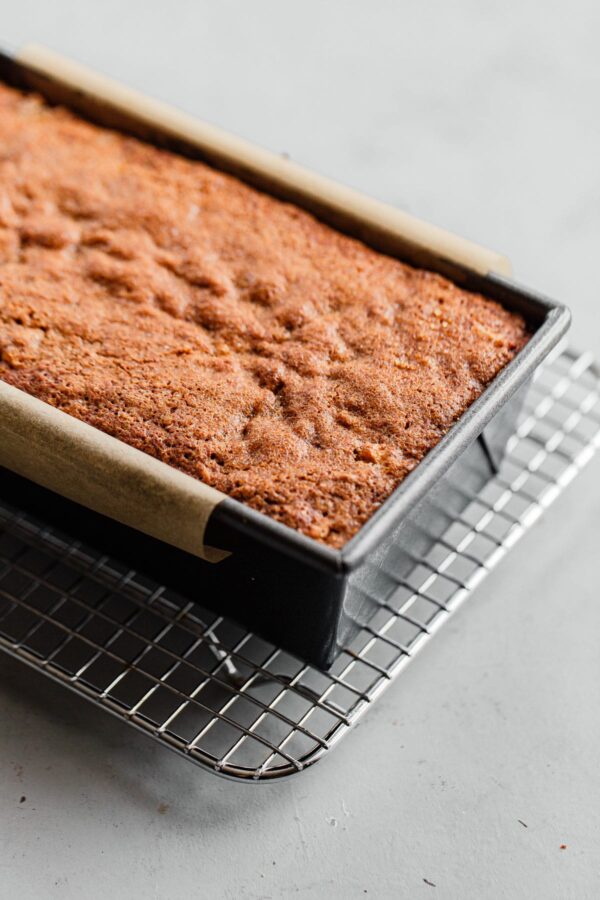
[0,82,529,547]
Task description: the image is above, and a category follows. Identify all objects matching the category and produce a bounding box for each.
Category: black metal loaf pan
[0,46,570,668]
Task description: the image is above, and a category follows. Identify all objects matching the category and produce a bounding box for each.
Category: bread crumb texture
[0,83,529,546]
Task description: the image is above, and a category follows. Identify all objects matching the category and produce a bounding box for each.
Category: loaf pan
[0,45,571,668]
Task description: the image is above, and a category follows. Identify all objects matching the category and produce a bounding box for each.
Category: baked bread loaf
[0,82,528,547]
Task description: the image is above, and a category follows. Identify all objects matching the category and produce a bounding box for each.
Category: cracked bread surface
[0,82,529,547]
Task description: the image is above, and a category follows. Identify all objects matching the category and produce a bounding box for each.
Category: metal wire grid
[0,347,598,781]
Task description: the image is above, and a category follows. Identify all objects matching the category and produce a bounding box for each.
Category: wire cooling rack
[0,347,598,781]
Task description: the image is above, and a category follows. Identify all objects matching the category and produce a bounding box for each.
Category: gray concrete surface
[1,2,599,897]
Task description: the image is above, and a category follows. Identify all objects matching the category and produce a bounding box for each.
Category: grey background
[1,2,599,897]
